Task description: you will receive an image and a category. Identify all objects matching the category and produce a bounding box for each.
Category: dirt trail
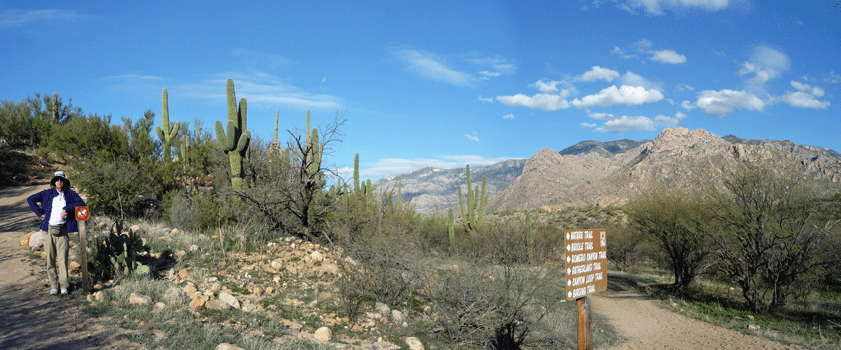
[0,184,132,350]
[592,287,803,349]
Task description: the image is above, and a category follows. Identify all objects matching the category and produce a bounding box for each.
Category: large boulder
[28,231,44,251]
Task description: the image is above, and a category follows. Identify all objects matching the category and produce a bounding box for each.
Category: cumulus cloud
[596,115,655,133]
[651,49,687,64]
[738,46,790,89]
[586,110,617,121]
[611,46,637,59]
[579,66,620,82]
[503,114,514,119]
[496,80,573,111]
[655,111,689,127]
[680,100,696,110]
[478,96,494,103]
[776,81,830,109]
[572,85,664,109]
[621,71,660,90]
[695,89,765,116]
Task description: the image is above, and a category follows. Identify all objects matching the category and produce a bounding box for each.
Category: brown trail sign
[565,229,607,350]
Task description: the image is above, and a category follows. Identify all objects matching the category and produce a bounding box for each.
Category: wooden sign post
[565,229,607,350]
[74,206,90,294]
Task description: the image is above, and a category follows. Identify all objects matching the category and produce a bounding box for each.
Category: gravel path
[0,184,135,350]
[592,288,803,349]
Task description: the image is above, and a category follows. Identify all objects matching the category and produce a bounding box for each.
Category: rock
[94,291,105,302]
[265,287,274,295]
[189,294,208,309]
[405,337,424,350]
[320,263,340,275]
[183,283,197,295]
[165,287,185,300]
[309,251,324,263]
[392,310,406,326]
[170,228,180,236]
[28,231,45,251]
[20,232,33,246]
[155,302,166,309]
[313,326,332,342]
[218,291,241,309]
[68,261,81,273]
[129,293,152,305]
[215,343,244,350]
[189,244,199,252]
[748,324,761,330]
[205,299,231,311]
[375,302,390,315]
[178,269,190,279]
[130,224,141,233]
[86,294,95,302]
[251,287,263,297]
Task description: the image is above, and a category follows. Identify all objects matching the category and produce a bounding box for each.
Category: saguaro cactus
[156,89,181,161]
[457,165,487,233]
[215,79,251,190]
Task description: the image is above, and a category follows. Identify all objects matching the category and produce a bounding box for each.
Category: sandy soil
[0,184,137,350]
[592,287,804,349]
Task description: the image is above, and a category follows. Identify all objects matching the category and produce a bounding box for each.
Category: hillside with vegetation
[2,85,840,349]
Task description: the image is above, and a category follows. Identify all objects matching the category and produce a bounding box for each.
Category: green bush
[74,157,160,218]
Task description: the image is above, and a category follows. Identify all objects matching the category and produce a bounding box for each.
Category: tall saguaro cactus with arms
[457,165,487,233]
[156,89,181,161]
[215,79,251,190]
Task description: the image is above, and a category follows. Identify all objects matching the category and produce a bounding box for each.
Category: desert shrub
[604,221,645,272]
[165,187,246,231]
[74,156,160,218]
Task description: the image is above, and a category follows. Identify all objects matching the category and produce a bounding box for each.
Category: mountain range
[376,128,841,214]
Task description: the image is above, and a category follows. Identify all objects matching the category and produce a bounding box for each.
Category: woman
[27,171,86,295]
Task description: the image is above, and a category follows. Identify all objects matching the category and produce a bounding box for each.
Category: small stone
[746,315,755,320]
[205,299,231,311]
[376,302,390,315]
[189,294,208,309]
[748,324,761,330]
[183,283,197,295]
[68,261,81,273]
[20,232,33,246]
[170,228,180,236]
[155,302,166,309]
[314,326,332,342]
[252,287,263,297]
[219,291,241,309]
[189,244,199,252]
[130,224,141,233]
[129,293,152,305]
[86,294,95,302]
[178,269,189,279]
[392,310,406,326]
[215,343,245,350]
[29,231,45,251]
[405,337,424,350]
[265,287,274,295]
[94,291,105,302]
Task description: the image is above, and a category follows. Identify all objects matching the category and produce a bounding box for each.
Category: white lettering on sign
[592,262,601,271]
[599,251,607,259]
[587,285,596,293]
[585,230,593,239]
[571,286,586,299]
[595,272,603,281]
[570,231,584,240]
[569,254,586,263]
[570,276,586,286]
[568,242,584,252]
[586,252,599,261]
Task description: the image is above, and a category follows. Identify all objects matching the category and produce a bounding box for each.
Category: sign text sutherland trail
[565,229,607,300]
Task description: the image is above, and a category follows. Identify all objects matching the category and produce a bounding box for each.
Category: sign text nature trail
[565,229,607,300]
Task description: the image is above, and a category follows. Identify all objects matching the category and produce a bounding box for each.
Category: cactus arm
[236,130,251,153]
[155,125,165,140]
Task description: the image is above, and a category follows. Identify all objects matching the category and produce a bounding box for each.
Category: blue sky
[2,1,839,181]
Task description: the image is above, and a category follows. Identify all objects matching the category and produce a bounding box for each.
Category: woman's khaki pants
[46,225,69,290]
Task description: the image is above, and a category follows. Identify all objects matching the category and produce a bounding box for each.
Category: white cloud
[791,81,825,97]
[621,71,660,90]
[611,46,637,59]
[655,111,689,127]
[579,66,620,82]
[497,93,571,111]
[572,85,664,109]
[390,47,476,87]
[695,89,764,116]
[530,80,564,93]
[177,73,343,110]
[503,114,514,119]
[464,54,517,77]
[596,115,655,133]
[581,122,598,128]
[478,96,494,103]
[465,132,480,142]
[680,100,696,110]
[777,91,830,109]
[497,80,573,111]
[651,49,687,64]
[622,0,730,15]
[633,39,654,53]
[738,46,790,89]
[585,110,616,121]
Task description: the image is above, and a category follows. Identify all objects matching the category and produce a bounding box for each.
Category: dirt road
[0,184,131,350]
[592,287,803,349]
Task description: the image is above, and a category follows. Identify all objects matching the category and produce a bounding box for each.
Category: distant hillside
[374,159,526,214]
[559,139,646,157]
[488,128,841,212]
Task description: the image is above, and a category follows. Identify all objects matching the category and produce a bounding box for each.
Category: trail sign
[565,229,607,300]
[75,206,90,221]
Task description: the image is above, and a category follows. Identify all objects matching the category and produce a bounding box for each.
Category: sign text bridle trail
[565,229,607,350]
